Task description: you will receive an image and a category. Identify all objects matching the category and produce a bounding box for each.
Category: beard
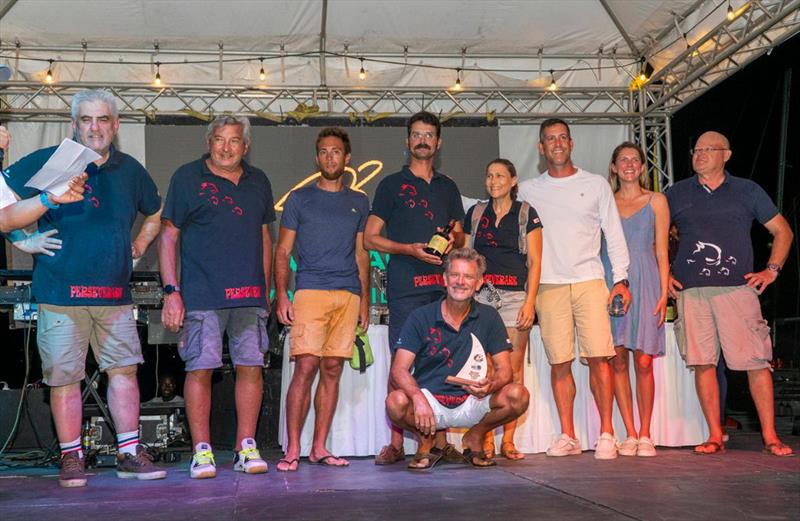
[320,167,346,181]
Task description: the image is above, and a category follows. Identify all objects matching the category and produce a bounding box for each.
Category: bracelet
[39,191,60,210]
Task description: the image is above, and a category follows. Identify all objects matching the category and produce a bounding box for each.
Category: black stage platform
[0,432,797,521]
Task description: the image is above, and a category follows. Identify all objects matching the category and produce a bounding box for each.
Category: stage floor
[0,432,797,521]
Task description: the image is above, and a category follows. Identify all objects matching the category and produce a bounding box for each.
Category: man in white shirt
[518,118,630,460]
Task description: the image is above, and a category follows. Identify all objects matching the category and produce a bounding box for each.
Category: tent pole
[319,0,328,88]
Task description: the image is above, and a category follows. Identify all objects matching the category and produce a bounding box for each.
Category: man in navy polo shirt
[386,247,529,470]
[160,115,275,478]
[275,127,370,471]
[3,89,165,487]
[365,111,465,465]
[668,131,794,456]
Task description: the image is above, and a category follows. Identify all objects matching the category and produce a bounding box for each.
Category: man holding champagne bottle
[365,111,465,465]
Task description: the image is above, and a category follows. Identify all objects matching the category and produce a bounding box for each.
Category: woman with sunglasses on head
[464,158,543,460]
[602,142,670,457]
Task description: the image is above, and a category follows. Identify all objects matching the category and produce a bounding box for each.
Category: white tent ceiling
[0,0,798,122]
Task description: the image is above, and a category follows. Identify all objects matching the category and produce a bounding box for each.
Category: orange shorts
[289,289,360,358]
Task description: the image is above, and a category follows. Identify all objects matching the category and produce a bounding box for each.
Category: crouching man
[385,247,529,470]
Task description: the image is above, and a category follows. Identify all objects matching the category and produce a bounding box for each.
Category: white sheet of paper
[24,139,100,196]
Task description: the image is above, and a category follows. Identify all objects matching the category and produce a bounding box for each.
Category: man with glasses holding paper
[2,89,165,487]
[667,131,794,457]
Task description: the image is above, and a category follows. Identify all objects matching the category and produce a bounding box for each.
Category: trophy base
[446,376,480,387]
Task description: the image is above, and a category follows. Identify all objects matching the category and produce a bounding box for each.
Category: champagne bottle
[423,219,455,257]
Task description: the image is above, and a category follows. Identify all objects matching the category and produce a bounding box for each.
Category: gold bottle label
[427,234,449,256]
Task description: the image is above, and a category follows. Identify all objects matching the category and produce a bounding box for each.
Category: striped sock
[59,436,83,459]
[116,430,139,457]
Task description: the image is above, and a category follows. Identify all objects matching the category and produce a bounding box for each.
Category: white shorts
[420,388,491,429]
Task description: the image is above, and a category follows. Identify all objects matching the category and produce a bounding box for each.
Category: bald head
[692,131,732,179]
[696,131,730,150]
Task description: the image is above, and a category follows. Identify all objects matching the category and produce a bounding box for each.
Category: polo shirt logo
[688,241,737,277]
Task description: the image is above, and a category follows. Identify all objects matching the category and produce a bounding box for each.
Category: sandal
[308,454,349,467]
[483,433,496,460]
[763,442,795,457]
[501,442,525,460]
[693,440,725,455]
[408,450,442,471]
[375,444,405,466]
[439,443,463,464]
[462,448,496,468]
[276,458,299,472]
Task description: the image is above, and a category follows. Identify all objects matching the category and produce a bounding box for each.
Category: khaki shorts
[290,289,360,358]
[535,279,615,364]
[37,304,143,386]
[420,389,491,429]
[179,307,269,371]
[475,288,527,327]
[674,285,772,371]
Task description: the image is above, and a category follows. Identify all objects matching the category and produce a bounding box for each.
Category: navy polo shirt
[395,298,511,403]
[666,172,778,290]
[162,155,275,311]
[3,144,161,305]
[369,166,465,300]
[280,184,369,294]
[464,201,542,291]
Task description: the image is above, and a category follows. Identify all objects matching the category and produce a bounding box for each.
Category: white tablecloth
[278,324,708,456]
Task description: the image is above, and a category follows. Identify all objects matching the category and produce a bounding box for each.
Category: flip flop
[308,454,349,467]
[762,442,796,457]
[276,458,299,472]
[408,450,442,471]
[693,441,725,455]
[462,448,497,468]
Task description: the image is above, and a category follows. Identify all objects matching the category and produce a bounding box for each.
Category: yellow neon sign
[274,159,384,212]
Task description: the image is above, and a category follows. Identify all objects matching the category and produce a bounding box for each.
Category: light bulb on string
[359,58,366,81]
[638,59,648,83]
[548,70,557,91]
[454,68,462,91]
[259,57,266,82]
[154,62,162,87]
[45,59,54,84]
[727,2,735,21]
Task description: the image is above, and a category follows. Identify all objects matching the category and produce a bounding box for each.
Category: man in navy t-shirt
[275,127,370,471]
[667,131,794,456]
[3,90,165,487]
[365,111,465,465]
[386,247,528,470]
[160,115,275,478]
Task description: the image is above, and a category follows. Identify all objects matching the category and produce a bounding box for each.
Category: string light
[258,57,266,82]
[638,59,648,82]
[726,1,735,21]
[454,68,462,90]
[45,59,54,84]
[154,61,162,86]
[548,70,557,91]
[358,57,366,80]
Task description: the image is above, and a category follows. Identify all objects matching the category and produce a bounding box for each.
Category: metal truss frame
[644,0,800,113]
[0,3,797,189]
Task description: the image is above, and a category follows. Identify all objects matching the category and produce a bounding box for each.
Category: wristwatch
[614,279,630,288]
[163,284,181,295]
[767,263,781,274]
[39,191,60,209]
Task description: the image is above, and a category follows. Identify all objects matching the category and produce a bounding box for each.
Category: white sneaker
[617,436,638,457]
[233,437,268,474]
[190,443,217,479]
[637,436,657,457]
[594,433,618,460]
[546,433,582,457]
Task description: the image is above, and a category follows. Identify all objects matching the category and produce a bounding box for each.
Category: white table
[278,324,709,456]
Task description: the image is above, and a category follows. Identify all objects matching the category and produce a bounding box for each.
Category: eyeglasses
[691,147,728,155]
[410,131,436,140]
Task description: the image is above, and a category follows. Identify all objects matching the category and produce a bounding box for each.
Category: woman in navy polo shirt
[464,158,542,460]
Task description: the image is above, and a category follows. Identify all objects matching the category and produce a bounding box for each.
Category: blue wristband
[39,191,60,209]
